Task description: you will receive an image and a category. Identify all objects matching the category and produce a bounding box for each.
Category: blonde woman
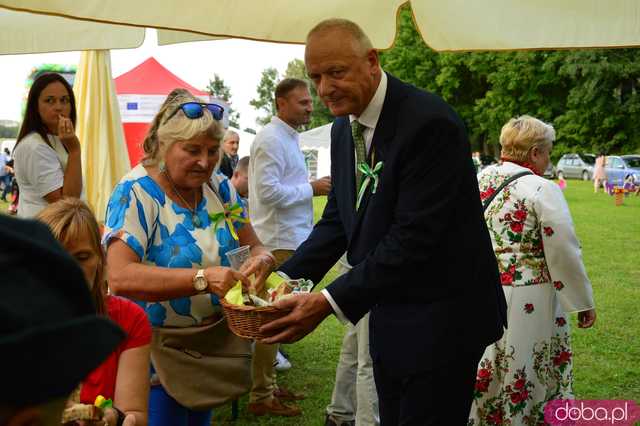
[469,116,596,425]
[37,198,150,426]
[103,89,275,426]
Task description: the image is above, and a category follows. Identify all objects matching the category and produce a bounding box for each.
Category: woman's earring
[159,160,166,172]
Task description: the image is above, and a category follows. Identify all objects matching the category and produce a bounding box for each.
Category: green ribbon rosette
[356,161,383,210]
[94,395,113,409]
[208,202,249,240]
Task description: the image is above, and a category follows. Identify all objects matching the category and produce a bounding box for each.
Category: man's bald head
[307,18,373,57]
[304,19,381,117]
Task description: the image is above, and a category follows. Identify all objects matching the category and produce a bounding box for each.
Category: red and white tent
[114,57,228,167]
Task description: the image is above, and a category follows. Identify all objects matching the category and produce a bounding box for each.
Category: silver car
[556,154,595,180]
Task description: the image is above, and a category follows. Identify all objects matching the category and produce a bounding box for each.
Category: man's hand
[311,176,332,196]
[260,292,333,343]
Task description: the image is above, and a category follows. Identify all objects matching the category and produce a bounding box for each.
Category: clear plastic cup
[226,245,251,270]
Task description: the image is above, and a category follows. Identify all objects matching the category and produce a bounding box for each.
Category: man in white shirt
[248,78,331,417]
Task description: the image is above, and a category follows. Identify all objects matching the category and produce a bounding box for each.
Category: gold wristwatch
[193,269,208,293]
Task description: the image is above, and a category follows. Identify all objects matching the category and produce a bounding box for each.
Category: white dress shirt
[350,71,387,155]
[249,116,314,250]
[321,71,388,324]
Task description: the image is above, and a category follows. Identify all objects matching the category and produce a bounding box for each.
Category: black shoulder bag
[482,171,533,212]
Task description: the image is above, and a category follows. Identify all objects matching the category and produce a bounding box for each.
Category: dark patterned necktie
[351,120,367,193]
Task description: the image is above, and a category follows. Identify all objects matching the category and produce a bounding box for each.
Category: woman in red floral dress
[469,116,596,426]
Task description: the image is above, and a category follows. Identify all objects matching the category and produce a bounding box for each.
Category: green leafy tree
[469,51,571,158]
[379,5,640,158]
[205,74,241,128]
[554,49,640,155]
[250,67,279,126]
[379,7,496,153]
[284,59,306,81]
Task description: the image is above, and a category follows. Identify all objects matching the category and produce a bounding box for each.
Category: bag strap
[483,170,533,212]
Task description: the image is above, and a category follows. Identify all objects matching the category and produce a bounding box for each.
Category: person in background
[0,213,124,426]
[219,129,240,178]
[558,173,567,191]
[227,154,292,372]
[324,255,379,426]
[247,78,331,417]
[6,158,19,215]
[593,151,607,193]
[472,151,482,174]
[470,116,596,425]
[37,198,151,426]
[13,73,83,218]
[104,89,275,426]
[0,148,11,199]
[230,155,249,200]
[2,155,15,204]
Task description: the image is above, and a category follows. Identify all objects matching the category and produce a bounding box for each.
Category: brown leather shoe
[248,397,302,417]
[273,385,306,401]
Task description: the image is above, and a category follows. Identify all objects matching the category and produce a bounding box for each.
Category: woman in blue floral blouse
[104,89,276,426]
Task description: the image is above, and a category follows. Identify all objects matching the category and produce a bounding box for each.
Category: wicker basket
[220,298,290,339]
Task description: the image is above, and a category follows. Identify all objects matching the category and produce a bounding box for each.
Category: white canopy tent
[3,0,640,52]
[0,8,144,54]
[300,123,332,180]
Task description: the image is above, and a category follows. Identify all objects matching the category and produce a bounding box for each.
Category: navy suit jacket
[219,153,234,179]
[280,74,507,376]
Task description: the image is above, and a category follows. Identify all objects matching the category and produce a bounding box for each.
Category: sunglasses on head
[163,102,225,124]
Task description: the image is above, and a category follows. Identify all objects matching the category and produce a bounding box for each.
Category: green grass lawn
[562,182,639,401]
[2,180,637,424]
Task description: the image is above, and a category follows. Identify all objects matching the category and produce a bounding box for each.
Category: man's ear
[366,48,380,72]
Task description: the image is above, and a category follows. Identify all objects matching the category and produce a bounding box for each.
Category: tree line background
[247,6,640,160]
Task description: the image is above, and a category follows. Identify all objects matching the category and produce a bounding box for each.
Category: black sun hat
[0,214,124,407]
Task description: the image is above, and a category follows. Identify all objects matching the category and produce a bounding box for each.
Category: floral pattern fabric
[103,165,247,328]
[469,162,594,426]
